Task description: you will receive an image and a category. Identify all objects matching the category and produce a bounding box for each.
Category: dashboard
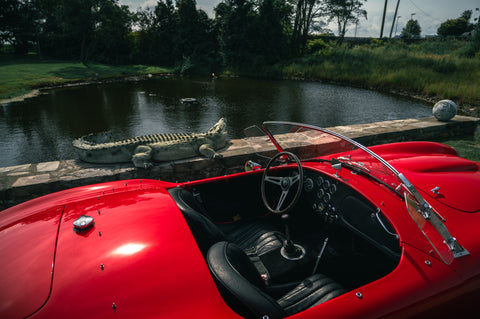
[302,168,401,257]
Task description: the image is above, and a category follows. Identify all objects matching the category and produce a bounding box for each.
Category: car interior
[169,165,401,318]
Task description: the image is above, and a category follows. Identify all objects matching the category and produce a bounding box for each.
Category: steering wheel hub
[281,177,290,189]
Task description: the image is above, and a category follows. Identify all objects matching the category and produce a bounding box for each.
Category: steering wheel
[261,151,303,214]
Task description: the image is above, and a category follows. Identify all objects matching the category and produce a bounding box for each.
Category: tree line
[0,0,368,71]
[1,0,479,73]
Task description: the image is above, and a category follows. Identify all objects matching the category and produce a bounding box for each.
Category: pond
[0,76,432,167]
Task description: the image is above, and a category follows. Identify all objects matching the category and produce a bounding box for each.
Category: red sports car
[1,121,480,319]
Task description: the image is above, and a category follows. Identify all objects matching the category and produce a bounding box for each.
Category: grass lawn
[441,137,480,162]
[0,59,171,100]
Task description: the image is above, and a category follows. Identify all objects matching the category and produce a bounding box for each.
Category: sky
[120,0,480,37]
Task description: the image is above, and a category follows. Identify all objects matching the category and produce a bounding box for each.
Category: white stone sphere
[432,100,457,121]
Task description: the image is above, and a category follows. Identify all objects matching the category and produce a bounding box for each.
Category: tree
[134,0,177,65]
[401,19,421,39]
[322,0,367,46]
[93,1,133,64]
[36,0,133,64]
[215,0,257,67]
[175,0,218,72]
[0,0,39,55]
[437,10,474,37]
[253,0,292,63]
[291,0,321,55]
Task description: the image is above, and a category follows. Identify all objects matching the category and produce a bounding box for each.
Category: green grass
[441,136,480,162]
[279,40,480,106]
[0,58,171,100]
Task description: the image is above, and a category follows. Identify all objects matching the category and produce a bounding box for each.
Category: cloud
[121,0,158,11]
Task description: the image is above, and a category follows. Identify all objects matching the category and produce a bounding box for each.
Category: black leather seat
[168,187,284,256]
[207,241,346,319]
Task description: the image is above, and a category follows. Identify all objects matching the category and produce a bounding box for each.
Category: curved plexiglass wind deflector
[243,124,279,167]
[245,121,469,265]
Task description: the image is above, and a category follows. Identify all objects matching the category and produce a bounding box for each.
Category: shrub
[307,39,334,56]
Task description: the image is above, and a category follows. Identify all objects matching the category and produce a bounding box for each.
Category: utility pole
[389,0,401,38]
[380,0,388,38]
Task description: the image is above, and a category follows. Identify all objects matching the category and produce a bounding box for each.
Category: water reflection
[0,77,431,167]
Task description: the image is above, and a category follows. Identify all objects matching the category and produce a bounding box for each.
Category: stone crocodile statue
[73,118,228,168]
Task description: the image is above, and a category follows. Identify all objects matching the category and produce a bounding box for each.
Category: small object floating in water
[181,98,198,104]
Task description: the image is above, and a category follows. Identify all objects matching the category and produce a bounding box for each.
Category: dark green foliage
[401,19,421,39]
[0,0,39,55]
[254,0,291,63]
[437,10,475,37]
[2,0,479,77]
[215,0,257,67]
[438,18,471,37]
[323,0,367,46]
[134,0,177,66]
[34,0,134,64]
[134,0,220,73]
[214,0,291,69]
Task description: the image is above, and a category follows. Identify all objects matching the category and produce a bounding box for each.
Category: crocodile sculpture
[73,118,228,168]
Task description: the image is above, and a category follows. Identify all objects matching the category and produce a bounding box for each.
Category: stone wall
[1,115,478,210]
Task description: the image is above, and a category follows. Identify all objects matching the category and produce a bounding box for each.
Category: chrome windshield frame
[262,120,402,176]
[261,121,470,264]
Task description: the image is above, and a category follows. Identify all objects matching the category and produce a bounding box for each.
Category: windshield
[244,121,469,265]
[245,121,404,192]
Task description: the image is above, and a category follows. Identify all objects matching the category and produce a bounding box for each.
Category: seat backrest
[168,188,226,254]
[207,241,286,319]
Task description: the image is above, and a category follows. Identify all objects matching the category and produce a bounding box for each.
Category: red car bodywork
[1,125,480,319]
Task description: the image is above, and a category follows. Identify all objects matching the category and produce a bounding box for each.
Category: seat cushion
[169,187,284,256]
[207,242,286,319]
[277,273,347,316]
[221,220,284,253]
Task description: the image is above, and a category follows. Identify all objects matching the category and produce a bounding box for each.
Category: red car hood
[393,156,480,213]
[0,179,236,319]
[371,142,480,213]
[0,205,63,319]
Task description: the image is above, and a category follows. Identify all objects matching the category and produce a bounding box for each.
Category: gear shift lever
[280,213,306,260]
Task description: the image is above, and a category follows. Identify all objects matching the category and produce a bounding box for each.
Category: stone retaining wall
[1,115,478,210]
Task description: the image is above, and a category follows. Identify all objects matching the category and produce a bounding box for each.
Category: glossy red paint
[370,142,480,213]
[0,205,63,319]
[2,135,480,318]
[30,184,238,319]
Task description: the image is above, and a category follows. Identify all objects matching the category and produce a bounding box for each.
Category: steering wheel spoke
[261,151,303,214]
[276,189,290,211]
[265,175,284,186]
[289,174,300,185]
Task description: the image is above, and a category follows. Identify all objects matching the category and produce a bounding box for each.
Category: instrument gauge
[322,180,331,190]
[330,184,337,193]
[316,189,325,199]
[316,176,324,186]
[304,178,314,192]
[323,193,332,203]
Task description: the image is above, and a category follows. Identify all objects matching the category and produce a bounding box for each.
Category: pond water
[0,77,432,167]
